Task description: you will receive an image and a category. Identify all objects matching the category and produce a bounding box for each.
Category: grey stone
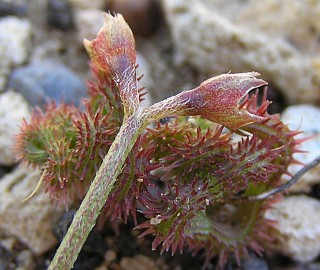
[9,60,87,106]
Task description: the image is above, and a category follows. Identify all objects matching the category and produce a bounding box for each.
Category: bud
[178,72,268,130]
[84,13,139,115]
[146,72,268,130]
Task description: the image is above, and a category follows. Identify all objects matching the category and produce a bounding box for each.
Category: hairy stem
[145,90,190,121]
[48,111,147,270]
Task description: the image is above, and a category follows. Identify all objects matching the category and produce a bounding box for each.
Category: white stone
[74,9,104,44]
[0,16,31,91]
[0,16,31,66]
[281,105,320,192]
[0,166,58,255]
[265,195,320,263]
[162,0,320,104]
[0,91,31,166]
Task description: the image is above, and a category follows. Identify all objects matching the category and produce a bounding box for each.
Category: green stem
[48,111,147,270]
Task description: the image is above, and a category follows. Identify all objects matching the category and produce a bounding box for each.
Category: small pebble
[74,9,104,43]
[0,16,31,65]
[104,250,116,264]
[0,16,31,91]
[242,252,268,270]
[0,238,16,251]
[109,0,162,36]
[120,255,159,270]
[47,0,74,30]
[0,91,30,166]
[16,250,35,270]
[9,60,87,107]
[265,195,320,263]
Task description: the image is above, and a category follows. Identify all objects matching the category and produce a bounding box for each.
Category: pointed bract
[84,13,140,115]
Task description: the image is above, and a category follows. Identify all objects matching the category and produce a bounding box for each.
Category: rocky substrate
[0,0,320,269]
